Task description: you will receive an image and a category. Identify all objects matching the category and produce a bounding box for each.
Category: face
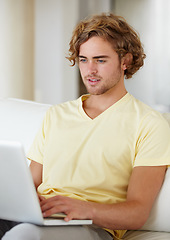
[78,36,125,96]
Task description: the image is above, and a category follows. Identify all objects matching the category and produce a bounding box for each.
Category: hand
[37,194,46,203]
[40,195,94,222]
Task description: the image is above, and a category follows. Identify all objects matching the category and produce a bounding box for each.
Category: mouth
[89,78,100,82]
[86,77,101,85]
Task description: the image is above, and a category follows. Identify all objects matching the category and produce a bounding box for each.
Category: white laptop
[0,140,92,226]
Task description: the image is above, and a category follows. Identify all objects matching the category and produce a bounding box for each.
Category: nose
[88,61,98,75]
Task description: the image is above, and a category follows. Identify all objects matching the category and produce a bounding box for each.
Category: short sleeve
[27,108,51,164]
[134,113,170,167]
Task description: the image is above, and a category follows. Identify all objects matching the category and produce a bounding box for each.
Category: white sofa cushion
[140,112,170,232]
[0,98,50,154]
[123,230,170,239]
[141,168,170,232]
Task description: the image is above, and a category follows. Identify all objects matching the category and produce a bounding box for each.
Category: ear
[121,53,133,70]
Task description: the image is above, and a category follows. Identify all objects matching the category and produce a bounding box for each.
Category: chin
[88,88,109,96]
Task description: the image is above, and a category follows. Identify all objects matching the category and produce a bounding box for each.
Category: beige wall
[0,0,111,104]
[0,0,34,100]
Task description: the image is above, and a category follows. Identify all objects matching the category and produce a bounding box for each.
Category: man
[1,13,170,240]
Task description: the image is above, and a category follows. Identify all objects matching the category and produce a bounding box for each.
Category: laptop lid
[0,140,92,226]
[0,140,44,224]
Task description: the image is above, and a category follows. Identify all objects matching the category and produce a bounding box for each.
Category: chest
[44,113,137,169]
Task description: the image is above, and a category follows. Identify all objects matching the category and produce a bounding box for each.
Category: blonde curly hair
[67,13,146,79]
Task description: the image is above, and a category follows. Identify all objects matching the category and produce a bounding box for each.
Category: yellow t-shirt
[27,93,170,239]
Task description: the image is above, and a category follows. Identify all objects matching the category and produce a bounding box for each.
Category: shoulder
[128,97,170,145]
[124,95,170,140]
[128,94,166,123]
[45,98,80,117]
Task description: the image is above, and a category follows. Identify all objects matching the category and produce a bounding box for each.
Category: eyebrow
[79,55,109,59]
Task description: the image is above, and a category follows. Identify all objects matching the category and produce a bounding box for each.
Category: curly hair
[67,13,146,79]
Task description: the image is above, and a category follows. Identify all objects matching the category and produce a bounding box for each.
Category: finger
[64,214,72,222]
[41,200,58,212]
[40,198,68,216]
[64,211,78,222]
[40,197,64,210]
[42,205,67,218]
[38,195,46,202]
[40,195,64,205]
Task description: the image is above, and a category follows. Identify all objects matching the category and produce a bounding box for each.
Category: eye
[97,59,106,63]
[79,58,87,63]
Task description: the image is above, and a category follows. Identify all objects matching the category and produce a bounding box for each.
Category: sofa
[1,97,170,239]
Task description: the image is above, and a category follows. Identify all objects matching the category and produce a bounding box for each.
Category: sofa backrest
[1,98,170,153]
[0,98,51,154]
[140,112,170,232]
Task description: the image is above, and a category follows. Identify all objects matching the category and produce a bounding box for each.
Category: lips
[87,78,100,86]
[85,75,101,84]
[88,78,100,82]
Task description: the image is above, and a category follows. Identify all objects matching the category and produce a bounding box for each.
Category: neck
[83,87,127,119]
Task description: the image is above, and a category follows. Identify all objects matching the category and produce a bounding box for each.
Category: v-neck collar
[78,93,131,121]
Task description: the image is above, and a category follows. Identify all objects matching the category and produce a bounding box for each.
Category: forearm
[94,165,166,230]
[40,195,149,231]
[40,167,165,231]
[90,200,149,230]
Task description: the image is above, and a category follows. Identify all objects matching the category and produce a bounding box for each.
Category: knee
[2,223,41,240]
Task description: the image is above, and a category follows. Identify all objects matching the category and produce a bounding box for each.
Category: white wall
[79,0,111,18]
[34,0,111,104]
[34,0,79,104]
[153,0,170,107]
[114,0,170,111]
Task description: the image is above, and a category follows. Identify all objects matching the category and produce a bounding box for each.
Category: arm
[40,165,166,230]
[91,165,166,230]
[29,160,43,190]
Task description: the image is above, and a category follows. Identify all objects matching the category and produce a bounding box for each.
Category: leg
[0,220,18,239]
[2,223,113,240]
